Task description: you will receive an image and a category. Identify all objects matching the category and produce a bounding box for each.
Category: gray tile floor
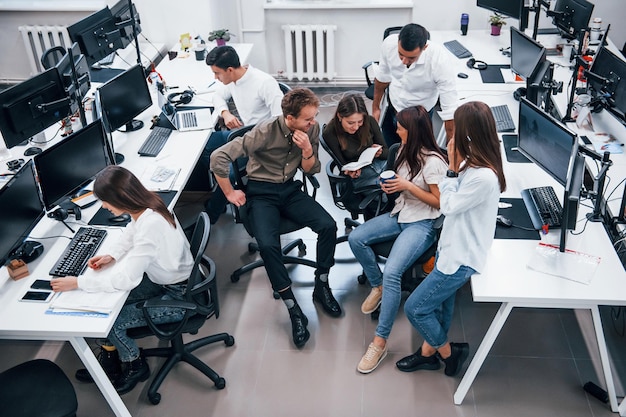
[1,90,625,417]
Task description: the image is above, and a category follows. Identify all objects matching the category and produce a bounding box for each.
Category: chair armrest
[143,299,197,311]
[362,61,379,86]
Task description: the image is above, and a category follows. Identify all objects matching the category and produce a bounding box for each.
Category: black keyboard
[138,126,172,157]
[49,227,107,277]
[97,52,116,66]
[444,40,472,58]
[521,186,563,230]
[491,105,516,132]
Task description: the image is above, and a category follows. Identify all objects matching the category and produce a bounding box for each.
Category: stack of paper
[47,290,125,317]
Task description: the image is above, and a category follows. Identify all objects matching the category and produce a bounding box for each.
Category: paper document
[139,164,181,191]
[526,242,601,285]
[48,289,125,315]
[341,145,381,172]
[590,133,623,154]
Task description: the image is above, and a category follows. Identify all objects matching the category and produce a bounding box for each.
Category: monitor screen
[0,68,71,149]
[67,7,122,65]
[559,149,584,251]
[477,0,523,19]
[0,161,45,265]
[97,64,152,133]
[552,0,594,40]
[588,46,626,118]
[517,97,576,186]
[510,27,546,80]
[34,119,112,211]
[110,0,142,49]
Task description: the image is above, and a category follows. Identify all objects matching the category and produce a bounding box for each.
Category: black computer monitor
[96,64,152,133]
[517,97,577,186]
[587,46,626,120]
[510,27,546,80]
[527,60,555,112]
[54,42,91,100]
[0,68,71,150]
[67,7,122,66]
[477,0,523,19]
[559,148,584,252]
[110,0,142,49]
[34,119,113,211]
[552,0,594,40]
[0,160,46,265]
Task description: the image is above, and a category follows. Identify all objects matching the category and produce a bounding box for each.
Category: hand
[344,169,361,179]
[88,255,114,270]
[372,107,381,122]
[446,137,461,172]
[51,277,78,292]
[373,145,383,158]
[380,176,408,194]
[226,189,247,208]
[223,112,243,130]
[291,130,312,153]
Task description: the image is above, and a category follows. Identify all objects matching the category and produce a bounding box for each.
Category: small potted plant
[208,29,232,47]
[489,14,507,36]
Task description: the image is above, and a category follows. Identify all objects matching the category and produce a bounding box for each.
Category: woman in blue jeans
[397,101,506,377]
[349,105,447,374]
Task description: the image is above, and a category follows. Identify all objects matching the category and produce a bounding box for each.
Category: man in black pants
[210,88,341,347]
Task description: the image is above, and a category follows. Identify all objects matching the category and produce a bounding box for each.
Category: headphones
[167,90,195,106]
[47,206,82,221]
[466,57,488,70]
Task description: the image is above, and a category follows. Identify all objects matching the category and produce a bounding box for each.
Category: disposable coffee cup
[380,170,396,183]
[194,47,206,61]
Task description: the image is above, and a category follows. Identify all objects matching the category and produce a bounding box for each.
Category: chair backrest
[227,124,257,191]
[278,82,292,94]
[40,46,66,70]
[383,26,403,40]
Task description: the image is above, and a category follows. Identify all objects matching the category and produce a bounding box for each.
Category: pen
[208,81,216,89]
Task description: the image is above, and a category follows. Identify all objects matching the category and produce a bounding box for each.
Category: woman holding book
[51,165,193,395]
[322,94,388,188]
[348,105,447,374]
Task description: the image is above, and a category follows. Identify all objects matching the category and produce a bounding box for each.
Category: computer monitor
[559,148,584,252]
[67,7,122,66]
[110,0,142,49]
[517,97,577,186]
[0,68,71,149]
[0,160,45,265]
[587,46,626,120]
[477,0,523,19]
[527,60,555,112]
[96,64,152,133]
[510,27,546,80]
[552,0,594,40]
[34,119,113,211]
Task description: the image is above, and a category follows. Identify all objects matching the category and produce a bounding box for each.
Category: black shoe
[442,342,469,377]
[395,347,441,372]
[75,346,122,383]
[312,283,342,317]
[114,354,150,395]
[289,305,310,348]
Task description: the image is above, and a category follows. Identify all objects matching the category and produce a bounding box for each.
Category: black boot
[312,276,342,317]
[114,353,150,395]
[289,304,310,348]
[75,345,122,383]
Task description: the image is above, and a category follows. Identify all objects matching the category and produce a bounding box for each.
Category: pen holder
[8,259,29,281]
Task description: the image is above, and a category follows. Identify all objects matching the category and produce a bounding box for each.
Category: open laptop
[157,90,214,132]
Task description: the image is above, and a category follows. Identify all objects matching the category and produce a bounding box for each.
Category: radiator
[18,25,72,74]
[282,25,336,81]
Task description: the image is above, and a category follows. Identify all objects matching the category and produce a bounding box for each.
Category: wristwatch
[446,169,459,178]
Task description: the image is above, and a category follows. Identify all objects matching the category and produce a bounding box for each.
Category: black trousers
[246,180,337,292]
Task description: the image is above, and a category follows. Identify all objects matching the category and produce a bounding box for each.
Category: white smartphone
[20,290,54,303]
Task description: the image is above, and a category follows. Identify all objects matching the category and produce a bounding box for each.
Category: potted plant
[208,29,232,47]
[489,14,507,36]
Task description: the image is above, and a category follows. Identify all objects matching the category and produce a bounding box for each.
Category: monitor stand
[121,119,144,132]
[13,240,44,264]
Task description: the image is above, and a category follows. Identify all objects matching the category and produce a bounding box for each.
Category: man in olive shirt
[211,88,341,348]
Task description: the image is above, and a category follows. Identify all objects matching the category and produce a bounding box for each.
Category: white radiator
[18,25,72,74]
[282,25,336,81]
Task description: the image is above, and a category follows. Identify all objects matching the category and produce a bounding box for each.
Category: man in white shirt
[200,46,284,223]
[373,23,457,146]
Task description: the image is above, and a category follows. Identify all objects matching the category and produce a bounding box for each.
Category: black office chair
[362,26,403,100]
[278,81,292,94]
[0,359,78,417]
[127,212,234,405]
[41,46,67,70]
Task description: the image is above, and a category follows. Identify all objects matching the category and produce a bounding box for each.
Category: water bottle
[149,71,160,93]
[589,17,602,43]
[461,13,469,36]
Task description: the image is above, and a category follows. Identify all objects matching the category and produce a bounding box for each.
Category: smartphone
[30,279,53,291]
[20,291,53,303]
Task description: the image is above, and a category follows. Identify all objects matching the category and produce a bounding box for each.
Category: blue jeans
[107,276,186,362]
[404,263,475,349]
[348,213,436,339]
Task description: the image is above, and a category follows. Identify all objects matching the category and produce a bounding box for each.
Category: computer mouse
[109,213,131,223]
[496,214,513,227]
[457,72,469,79]
[24,147,43,156]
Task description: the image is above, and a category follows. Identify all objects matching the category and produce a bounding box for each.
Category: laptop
[157,90,214,132]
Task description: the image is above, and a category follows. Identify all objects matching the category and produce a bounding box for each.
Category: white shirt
[376,34,458,121]
[436,166,501,275]
[77,209,193,293]
[212,65,283,125]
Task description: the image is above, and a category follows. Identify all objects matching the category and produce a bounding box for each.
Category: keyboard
[444,40,472,59]
[138,126,172,157]
[97,52,116,66]
[521,186,563,230]
[490,105,516,132]
[49,227,107,277]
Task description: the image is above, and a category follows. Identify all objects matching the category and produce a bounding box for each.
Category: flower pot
[491,24,501,36]
[216,39,226,47]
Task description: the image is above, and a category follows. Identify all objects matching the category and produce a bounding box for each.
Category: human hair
[281,88,320,118]
[394,105,446,181]
[205,45,241,69]
[453,101,507,192]
[398,23,429,51]
[93,166,176,227]
[332,94,371,150]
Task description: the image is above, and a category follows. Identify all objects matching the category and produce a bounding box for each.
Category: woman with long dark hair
[51,165,193,395]
[397,101,506,377]
[348,105,447,374]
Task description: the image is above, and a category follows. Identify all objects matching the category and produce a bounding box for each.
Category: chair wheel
[148,392,161,405]
[225,335,235,346]
[357,274,367,285]
[215,377,226,390]
[247,242,257,253]
[231,273,240,283]
[272,291,280,299]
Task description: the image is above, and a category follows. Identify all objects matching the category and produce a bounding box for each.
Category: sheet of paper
[341,145,381,171]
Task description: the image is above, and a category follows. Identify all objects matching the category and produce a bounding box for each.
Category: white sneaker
[361,286,382,314]
[357,343,388,374]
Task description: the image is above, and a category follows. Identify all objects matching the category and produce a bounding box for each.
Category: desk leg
[454,302,513,405]
[69,337,132,417]
[590,306,619,413]
[619,398,626,416]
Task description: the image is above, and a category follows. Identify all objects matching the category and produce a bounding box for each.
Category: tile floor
[1,90,625,417]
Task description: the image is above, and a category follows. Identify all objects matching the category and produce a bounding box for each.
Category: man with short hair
[373,23,457,146]
[211,88,342,348]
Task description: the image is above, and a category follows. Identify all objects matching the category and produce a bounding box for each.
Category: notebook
[157,90,214,132]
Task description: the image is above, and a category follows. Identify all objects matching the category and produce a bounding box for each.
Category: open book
[341,145,381,172]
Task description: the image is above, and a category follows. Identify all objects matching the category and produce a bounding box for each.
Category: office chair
[127,212,235,405]
[0,359,78,417]
[41,46,67,70]
[362,26,403,100]
[278,81,292,94]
